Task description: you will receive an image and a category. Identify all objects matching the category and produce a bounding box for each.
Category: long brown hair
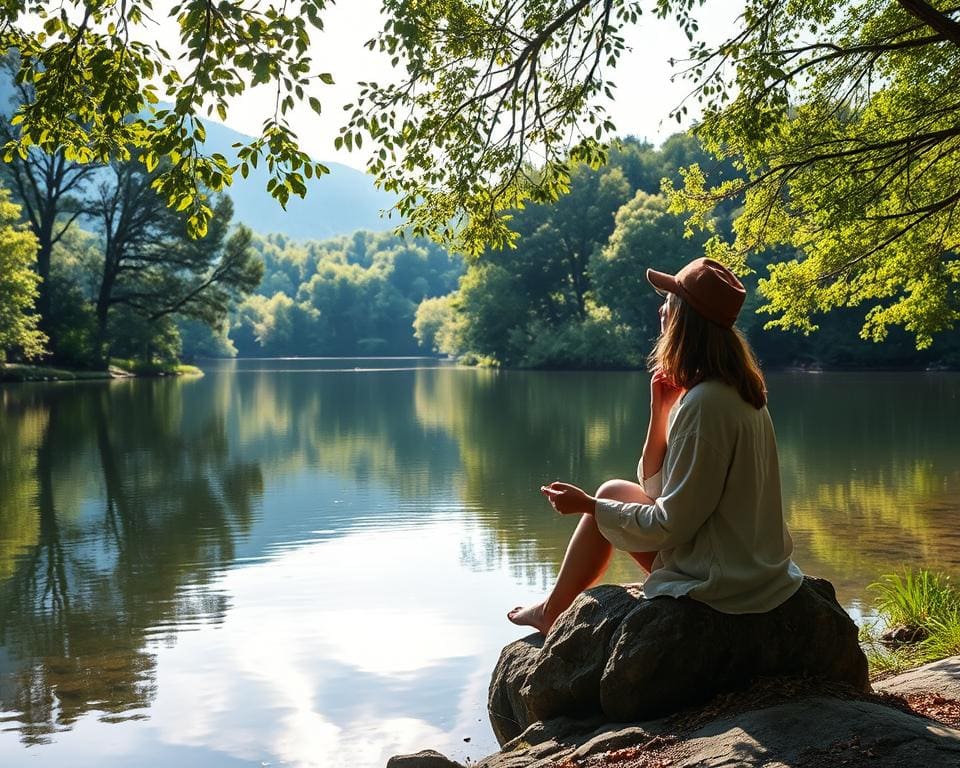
[649,293,767,409]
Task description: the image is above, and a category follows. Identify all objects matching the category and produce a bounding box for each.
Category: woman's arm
[641,371,684,484]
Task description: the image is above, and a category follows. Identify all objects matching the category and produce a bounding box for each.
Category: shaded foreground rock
[490,583,643,740]
[388,672,960,767]
[387,581,960,767]
[490,576,867,743]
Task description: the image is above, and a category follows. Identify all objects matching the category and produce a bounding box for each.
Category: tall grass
[870,570,959,628]
[863,569,960,678]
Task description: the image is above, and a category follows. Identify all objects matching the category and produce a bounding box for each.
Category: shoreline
[3,358,958,382]
[0,362,204,383]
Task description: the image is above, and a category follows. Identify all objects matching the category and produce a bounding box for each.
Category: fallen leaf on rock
[904,693,960,728]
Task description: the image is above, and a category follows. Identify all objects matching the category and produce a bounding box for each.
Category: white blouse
[594,379,803,614]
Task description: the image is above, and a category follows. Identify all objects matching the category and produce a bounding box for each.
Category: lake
[1,361,959,767]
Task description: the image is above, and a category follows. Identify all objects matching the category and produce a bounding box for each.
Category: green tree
[1,57,97,349]
[178,317,238,360]
[414,293,464,356]
[346,0,960,347]
[445,158,636,365]
[509,163,632,321]
[2,0,332,237]
[18,1,959,349]
[456,262,530,364]
[234,292,321,356]
[298,261,379,354]
[88,160,263,362]
[593,191,707,340]
[235,229,463,357]
[0,185,45,360]
[665,0,960,349]
[46,227,100,366]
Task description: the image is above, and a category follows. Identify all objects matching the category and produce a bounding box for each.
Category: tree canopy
[420,136,960,369]
[349,0,960,347]
[664,0,960,348]
[227,229,463,357]
[5,0,960,347]
[1,0,331,237]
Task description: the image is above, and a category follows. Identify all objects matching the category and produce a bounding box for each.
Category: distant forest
[4,131,959,371]
[196,135,960,370]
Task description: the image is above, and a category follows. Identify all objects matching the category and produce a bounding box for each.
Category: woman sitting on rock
[508,257,804,635]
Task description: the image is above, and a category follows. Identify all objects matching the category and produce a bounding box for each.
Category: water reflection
[0,365,957,767]
[410,369,960,606]
[0,381,262,745]
[771,373,960,604]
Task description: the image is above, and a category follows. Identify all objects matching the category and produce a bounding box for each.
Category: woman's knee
[595,479,634,500]
[595,479,654,505]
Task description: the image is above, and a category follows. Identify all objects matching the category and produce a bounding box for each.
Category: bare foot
[507,603,555,635]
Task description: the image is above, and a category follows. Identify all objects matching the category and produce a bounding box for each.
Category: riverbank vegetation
[862,569,960,678]
[165,136,960,369]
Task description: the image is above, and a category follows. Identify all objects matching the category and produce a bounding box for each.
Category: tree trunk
[35,218,54,343]
[94,266,117,369]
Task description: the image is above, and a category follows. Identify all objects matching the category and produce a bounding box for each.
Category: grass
[862,568,960,678]
[871,570,959,628]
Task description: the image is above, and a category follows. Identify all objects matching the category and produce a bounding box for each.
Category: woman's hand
[540,482,596,516]
[650,369,684,416]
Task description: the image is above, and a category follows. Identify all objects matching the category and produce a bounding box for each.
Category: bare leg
[507,512,613,634]
[508,480,656,634]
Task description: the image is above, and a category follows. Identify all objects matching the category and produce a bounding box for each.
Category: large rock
[677,696,960,767]
[510,584,644,726]
[488,576,868,744]
[875,656,960,699]
[392,656,960,767]
[479,695,960,767]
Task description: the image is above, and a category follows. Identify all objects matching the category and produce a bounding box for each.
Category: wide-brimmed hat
[646,257,746,328]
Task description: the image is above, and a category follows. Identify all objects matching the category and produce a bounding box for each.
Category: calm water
[1,361,958,767]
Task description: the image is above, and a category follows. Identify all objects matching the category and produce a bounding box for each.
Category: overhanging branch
[897,0,960,46]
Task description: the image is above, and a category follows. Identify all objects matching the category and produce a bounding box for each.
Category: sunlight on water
[0,364,958,767]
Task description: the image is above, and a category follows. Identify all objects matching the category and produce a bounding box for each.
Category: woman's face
[658,295,671,334]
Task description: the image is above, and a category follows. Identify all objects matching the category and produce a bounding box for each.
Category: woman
[508,257,803,635]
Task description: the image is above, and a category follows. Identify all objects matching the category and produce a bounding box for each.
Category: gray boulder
[390,694,960,768]
[875,656,960,699]
[390,655,960,767]
[489,576,868,744]
[677,696,960,767]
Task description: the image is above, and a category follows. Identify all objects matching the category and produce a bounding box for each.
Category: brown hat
[646,258,746,328]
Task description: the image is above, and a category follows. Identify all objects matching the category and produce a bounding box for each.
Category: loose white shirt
[594,379,803,613]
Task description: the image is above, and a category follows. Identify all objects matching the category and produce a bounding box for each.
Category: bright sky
[219,0,744,171]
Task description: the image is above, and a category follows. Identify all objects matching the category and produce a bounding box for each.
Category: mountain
[200,119,399,239]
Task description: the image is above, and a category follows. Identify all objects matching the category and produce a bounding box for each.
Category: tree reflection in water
[411,369,960,607]
[0,381,262,745]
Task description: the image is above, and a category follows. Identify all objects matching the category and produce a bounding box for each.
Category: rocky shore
[388,578,960,767]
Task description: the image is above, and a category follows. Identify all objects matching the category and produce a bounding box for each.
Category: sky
[215,0,744,171]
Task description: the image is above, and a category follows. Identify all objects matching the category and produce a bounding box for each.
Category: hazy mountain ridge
[199,119,398,239]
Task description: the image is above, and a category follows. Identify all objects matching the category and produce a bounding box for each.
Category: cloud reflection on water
[139,519,520,768]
